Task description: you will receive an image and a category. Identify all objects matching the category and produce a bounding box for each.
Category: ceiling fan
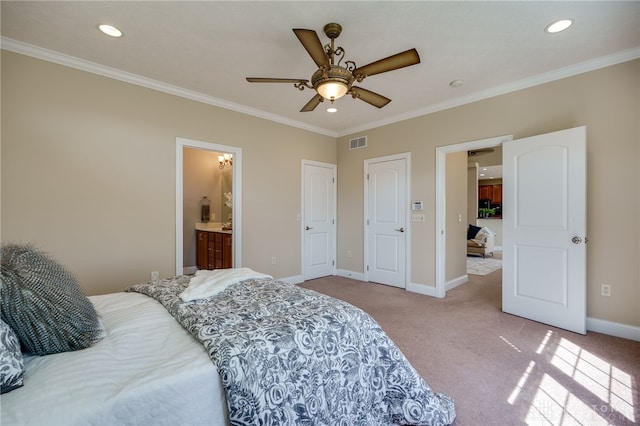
[468,148,495,157]
[246,23,420,112]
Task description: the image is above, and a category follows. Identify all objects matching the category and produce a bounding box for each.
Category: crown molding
[3,37,638,140]
[1,37,338,138]
[337,46,640,137]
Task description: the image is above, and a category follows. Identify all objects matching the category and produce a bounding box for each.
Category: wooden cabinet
[479,184,502,204]
[479,185,492,200]
[196,230,232,270]
[492,186,502,203]
[196,230,208,270]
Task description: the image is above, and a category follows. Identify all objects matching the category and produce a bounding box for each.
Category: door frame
[435,135,512,298]
[364,152,411,287]
[301,159,337,280]
[175,137,243,276]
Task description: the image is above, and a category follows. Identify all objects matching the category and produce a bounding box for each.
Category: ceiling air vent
[349,136,367,150]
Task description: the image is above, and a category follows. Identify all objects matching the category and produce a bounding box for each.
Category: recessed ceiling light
[545,19,573,34]
[326,107,337,113]
[449,79,464,88]
[98,24,123,38]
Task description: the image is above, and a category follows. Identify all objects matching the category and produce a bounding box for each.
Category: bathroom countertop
[195,223,232,233]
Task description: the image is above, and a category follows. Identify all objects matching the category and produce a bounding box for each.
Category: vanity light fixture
[218,153,233,169]
[98,24,123,38]
[545,19,573,34]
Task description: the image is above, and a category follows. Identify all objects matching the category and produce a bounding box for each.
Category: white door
[303,162,336,280]
[366,156,408,288]
[502,126,586,334]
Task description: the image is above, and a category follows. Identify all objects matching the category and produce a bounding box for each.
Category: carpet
[467,256,502,275]
[300,276,640,426]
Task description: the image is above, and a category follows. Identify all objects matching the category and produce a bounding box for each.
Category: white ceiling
[2,1,639,137]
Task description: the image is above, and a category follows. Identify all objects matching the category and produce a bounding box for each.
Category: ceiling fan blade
[246,77,308,83]
[350,86,391,108]
[300,94,323,112]
[353,48,420,79]
[293,29,330,68]
[468,148,495,156]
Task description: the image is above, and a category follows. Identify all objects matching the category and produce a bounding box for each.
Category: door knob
[395,227,405,233]
[571,236,582,244]
[305,226,313,230]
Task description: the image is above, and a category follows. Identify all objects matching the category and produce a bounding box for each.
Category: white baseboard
[446,275,468,292]
[335,269,366,281]
[183,266,197,275]
[406,282,437,297]
[586,317,640,342]
[278,275,304,285]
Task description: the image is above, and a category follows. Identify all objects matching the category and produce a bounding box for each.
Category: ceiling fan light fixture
[317,81,348,101]
[312,65,353,101]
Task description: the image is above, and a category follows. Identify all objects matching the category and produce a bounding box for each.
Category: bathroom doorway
[175,137,242,276]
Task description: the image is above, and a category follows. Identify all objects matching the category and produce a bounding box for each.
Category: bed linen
[0,292,228,426]
[128,276,456,425]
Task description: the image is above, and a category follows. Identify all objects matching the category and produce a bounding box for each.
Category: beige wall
[338,59,640,327]
[467,163,478,223]
[2,50,639,329]
[445,151,468,281]
[1,51,336,295]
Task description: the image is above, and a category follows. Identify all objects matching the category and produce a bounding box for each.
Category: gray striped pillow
[0,243,104,355]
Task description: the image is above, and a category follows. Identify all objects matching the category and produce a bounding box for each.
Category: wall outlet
[601,284,611,297]
[151,271,160,282]
[271,256,277,265]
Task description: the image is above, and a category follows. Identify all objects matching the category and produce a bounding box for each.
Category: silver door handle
[571,236,582,244]
[305,226,313,230]
[395,227,405,233]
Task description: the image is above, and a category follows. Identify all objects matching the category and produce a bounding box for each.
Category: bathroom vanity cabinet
[196,230,232,270]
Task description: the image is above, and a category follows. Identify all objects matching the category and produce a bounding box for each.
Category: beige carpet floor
[301,270,640,425]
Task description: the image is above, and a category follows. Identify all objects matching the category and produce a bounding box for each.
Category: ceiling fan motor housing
[323,23,342,39]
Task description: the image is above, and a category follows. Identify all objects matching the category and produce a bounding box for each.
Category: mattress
[1,292,228,426]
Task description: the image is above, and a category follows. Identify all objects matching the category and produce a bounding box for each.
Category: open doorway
[435,135,511,298]
[175,137,242,276]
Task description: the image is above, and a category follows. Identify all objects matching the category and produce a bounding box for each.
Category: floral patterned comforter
[127,276,455,425]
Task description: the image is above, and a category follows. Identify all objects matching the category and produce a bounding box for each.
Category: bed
[1,291,228,426]
[1,245,456,426]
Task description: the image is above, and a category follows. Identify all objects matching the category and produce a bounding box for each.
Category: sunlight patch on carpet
[467,256,502,275]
